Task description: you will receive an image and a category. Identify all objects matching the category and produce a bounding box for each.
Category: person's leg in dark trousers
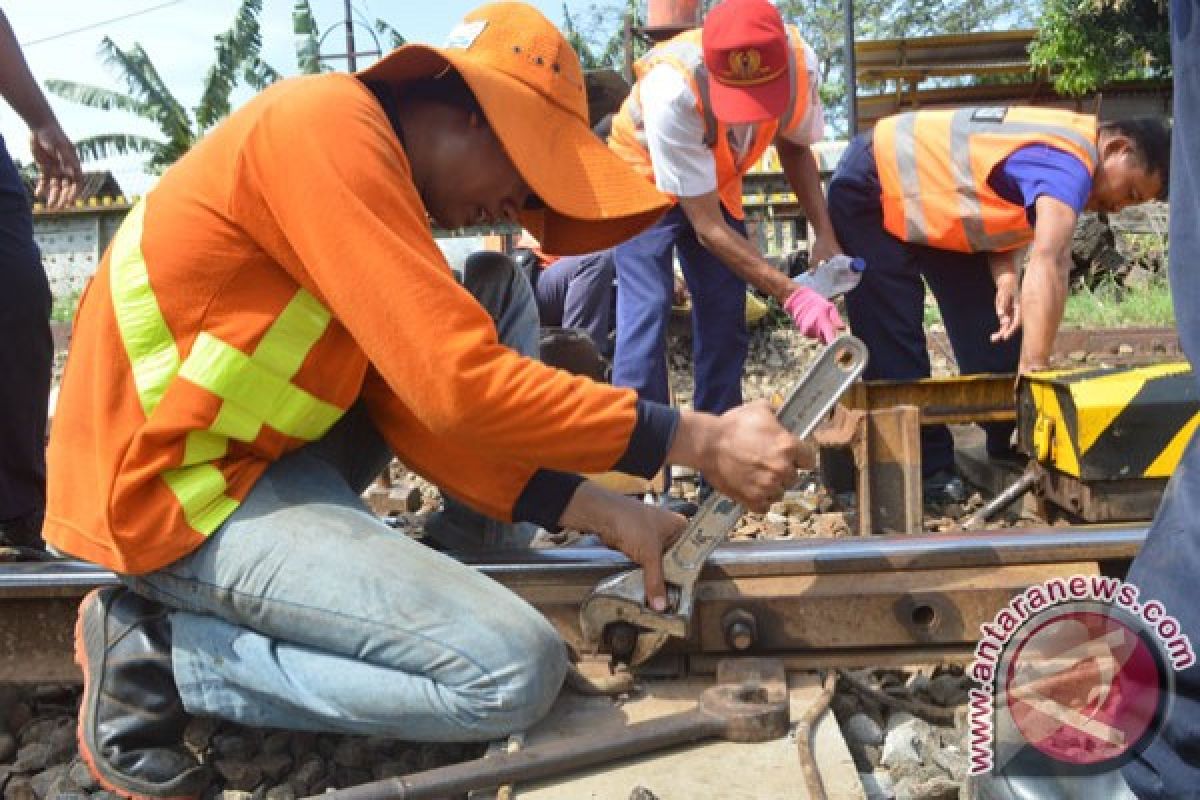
[675,207,748,414]
[1121,1,1200,795]
[560,250,616,359]
[0,138,52,547]
[830,134,956,478]
[921,249,1021,458]
[613,207,687,406]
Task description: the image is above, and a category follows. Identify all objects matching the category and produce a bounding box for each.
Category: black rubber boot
[75,587,212,800]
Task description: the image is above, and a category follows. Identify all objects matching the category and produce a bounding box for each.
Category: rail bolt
[722,608,759,651]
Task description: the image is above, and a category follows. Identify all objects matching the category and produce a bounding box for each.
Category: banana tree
[44,0,275,173]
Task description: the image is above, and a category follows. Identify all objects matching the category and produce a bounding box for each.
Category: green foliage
[1030,0,1170,95]
[293,0,324,74]
[45,0,271,173]
[70,133,167,164]
[562,0,647,71]
[1063,273,1174,328]
[11,159,38,186]
[924,273,1175,330]
[198,0,281,130]
[373,19,407,51]
[51,289,82,324]
[47,0,407,173]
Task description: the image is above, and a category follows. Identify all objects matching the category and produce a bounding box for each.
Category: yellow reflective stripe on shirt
[107,199,239,534]
[161,465,242,534]
[181,430,228,467]
[255,289,331,378]
[177,293,334,456]
[109,201,181,417]
[178,333,340,442]
[108,202,338,537]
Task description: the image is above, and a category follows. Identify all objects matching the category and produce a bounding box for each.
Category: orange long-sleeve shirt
[46,74,675,574]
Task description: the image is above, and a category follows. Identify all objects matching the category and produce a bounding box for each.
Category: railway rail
[0,526,1146,684]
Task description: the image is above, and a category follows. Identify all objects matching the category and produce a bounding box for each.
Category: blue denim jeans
[125,254,567,740]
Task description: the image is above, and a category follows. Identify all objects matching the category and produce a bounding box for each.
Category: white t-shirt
[638,40,825,199]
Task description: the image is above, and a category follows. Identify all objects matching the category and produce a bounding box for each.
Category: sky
[2,0,568,196]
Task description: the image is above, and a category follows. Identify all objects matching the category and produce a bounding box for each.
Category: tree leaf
[43,80,149,117]
[293,0,324,74]
[71,133,164,163]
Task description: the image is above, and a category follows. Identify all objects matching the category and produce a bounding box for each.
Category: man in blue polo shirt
[828,109,1169,502]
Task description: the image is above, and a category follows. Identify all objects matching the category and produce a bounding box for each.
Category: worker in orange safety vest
[606,0,846,432]
[827,106,1169,503]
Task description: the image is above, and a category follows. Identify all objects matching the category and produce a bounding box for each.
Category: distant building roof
[852,30,1171,132]
[25,170,133,214]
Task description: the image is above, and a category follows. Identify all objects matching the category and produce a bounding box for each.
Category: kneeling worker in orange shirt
[47,4,811,798]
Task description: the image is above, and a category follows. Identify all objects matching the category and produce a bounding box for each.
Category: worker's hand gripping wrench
[580,334,868,666]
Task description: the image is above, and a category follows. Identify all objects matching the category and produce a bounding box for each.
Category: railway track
[0,526,1146,684]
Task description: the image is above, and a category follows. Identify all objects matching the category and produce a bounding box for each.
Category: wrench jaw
[579,568,687,667]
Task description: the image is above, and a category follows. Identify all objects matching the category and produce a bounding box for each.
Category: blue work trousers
[1121,0,1200,795]
[123,257,567,741]
[612,204,749,414]
[0,135,52,527]
[828,134,1021,477]
[533,249,615,358]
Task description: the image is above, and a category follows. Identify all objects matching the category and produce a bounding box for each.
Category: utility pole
[318,1,380,72]
[343,0,357,71]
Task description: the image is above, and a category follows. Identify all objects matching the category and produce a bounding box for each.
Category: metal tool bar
[313,710,725,800]
[307,659,789,800]
[962,466,1041,529]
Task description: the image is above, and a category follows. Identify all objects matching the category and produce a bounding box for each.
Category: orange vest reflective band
[608,26,810,219]
[874,106,1098,253]
[109,198,344,536]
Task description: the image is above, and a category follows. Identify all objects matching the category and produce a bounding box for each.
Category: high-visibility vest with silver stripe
[608,26,810,219]
[874,106,1098,253]
[109,197,343,535]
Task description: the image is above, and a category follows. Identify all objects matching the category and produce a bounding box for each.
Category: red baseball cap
[702,0,791,124]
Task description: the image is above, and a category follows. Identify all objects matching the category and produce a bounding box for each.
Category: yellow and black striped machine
[1017,362,1200,521]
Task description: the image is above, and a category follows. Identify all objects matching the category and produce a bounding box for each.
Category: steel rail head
[0,526,1147,598]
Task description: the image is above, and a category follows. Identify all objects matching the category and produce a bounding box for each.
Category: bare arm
[558,482,685,611]
[559,401,816,611]
[677,190,794,303]
[988,249,1021,343]
[775,136,843,266]
[667,403,814,505]
[0,10,81,208]
[0,11,55,130]
[1019,196,1078,371]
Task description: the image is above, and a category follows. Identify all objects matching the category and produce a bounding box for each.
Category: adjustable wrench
[580,334,869,666]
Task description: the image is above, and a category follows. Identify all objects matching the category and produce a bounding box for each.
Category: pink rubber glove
[783,286,844,344]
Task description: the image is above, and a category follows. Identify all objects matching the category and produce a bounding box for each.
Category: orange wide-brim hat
[361,2,669,255]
